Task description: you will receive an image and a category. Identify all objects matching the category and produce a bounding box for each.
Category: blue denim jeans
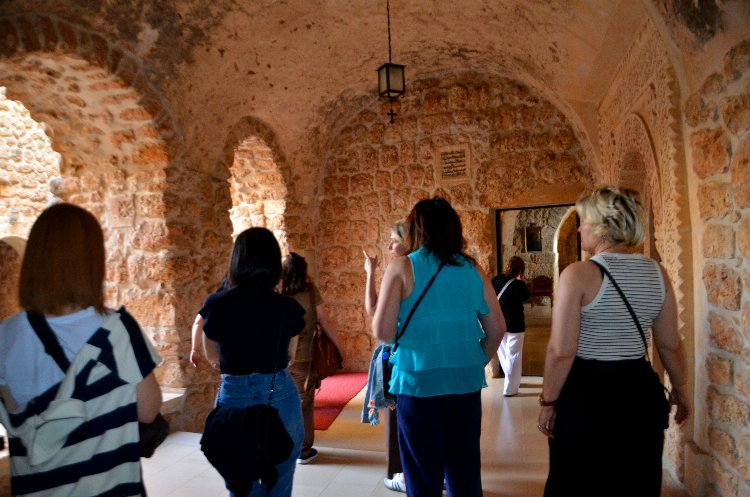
[217,370,304,497]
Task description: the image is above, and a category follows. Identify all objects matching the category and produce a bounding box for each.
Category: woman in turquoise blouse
[372,196,504,497]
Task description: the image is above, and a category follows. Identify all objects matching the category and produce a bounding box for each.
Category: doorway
[495,205,579,376]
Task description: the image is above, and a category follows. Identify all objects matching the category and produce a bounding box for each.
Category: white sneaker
[296,448,318,465]
[384,472,407,493]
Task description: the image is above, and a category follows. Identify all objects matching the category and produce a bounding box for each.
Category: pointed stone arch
[0,14,221,433]
[613,111,695,475]
[0,13,183,155]
[615,113,686,321]
[0,88,61,236]
[217,116,293,250]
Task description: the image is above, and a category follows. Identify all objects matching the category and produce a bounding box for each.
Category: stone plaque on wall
[435,145,470,183]
[107,195,135,228]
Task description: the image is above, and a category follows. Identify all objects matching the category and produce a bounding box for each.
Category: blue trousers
[397,391,483,497]
[217,370,304,497]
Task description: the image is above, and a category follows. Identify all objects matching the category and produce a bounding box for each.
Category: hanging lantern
[377,62,405,100]
[376,0,405,122]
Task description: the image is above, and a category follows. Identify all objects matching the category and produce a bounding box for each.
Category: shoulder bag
[591,260,671,429]
[308,287,343,381]
[496,277,514,301]
[382,261,446,400]
[313,325,343,380]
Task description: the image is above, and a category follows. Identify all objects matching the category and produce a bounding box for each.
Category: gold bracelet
[538,394,557,407]
[672,381,688,388]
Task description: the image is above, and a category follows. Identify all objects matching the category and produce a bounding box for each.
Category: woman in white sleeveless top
[538,187,690,497]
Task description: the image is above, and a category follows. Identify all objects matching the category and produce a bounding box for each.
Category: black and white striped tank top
[577,252,665,361]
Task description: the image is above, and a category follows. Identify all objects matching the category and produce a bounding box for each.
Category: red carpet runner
[313,372,368,430]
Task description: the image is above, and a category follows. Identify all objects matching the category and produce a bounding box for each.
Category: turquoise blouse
[388,247,489,397]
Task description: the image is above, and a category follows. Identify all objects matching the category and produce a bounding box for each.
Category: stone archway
[553,206,578,285]
[614,112,694,473]
[0,15,213,432]
[0,47,173,348]
[0,88,61,236]
[219,117,293,248]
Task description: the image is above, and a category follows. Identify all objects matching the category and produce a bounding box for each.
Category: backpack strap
[27,312,71,372]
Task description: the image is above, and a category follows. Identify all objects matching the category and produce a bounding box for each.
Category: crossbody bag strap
[267,313,285,407]
[496,278,514,300]
[27,312,71,372]
[305,286,318,388]
[590,259,649,359]
[392,261,446,353]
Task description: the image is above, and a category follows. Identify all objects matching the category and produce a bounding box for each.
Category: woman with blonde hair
[364,219,408,317]
[362,219,410,492]
[538,187,690,497]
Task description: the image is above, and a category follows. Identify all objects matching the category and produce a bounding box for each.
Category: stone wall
[313,72,591,371]
[513,206,569,282]
[686,39,750,497]
[0,87,60,236]
[0,241,20,321]
[557,209,579,276]
[597,18,694,481]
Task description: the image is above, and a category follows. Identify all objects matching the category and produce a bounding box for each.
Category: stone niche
[313,72,591,371]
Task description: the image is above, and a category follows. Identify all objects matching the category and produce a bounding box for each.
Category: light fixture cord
[387,0,392,62]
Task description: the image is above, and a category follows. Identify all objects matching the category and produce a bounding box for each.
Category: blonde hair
[576,187,645,247]
[391,219,407,244]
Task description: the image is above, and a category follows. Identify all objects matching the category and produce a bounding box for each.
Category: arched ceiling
[1,0,747,181]
[167,0,649,167]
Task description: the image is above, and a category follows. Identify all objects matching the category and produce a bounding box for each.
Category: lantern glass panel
[377,63,405,98]
[389,65,404,93]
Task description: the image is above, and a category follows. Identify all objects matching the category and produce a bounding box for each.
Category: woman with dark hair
[281,252,342,465]
[491,256,531,396]
[199,227,306,497]
[538,187,690,497]
[372,196,505,497]
[0,203,162,496]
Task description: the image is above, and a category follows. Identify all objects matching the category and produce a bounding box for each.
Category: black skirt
[544,356,667,497]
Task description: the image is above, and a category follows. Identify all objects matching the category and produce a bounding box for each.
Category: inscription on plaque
[436,145,470,182]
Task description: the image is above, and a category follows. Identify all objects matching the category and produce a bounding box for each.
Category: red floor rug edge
[313,371,368,430]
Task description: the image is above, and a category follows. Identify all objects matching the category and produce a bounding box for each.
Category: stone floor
[141,373,689,497]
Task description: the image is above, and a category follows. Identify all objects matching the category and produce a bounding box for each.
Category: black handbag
[139,413,170,458]
[27,312,170,457]
[200,315,294,493]
[591,260,671,429]
[382,262,445,400]
[200,402,293,495]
